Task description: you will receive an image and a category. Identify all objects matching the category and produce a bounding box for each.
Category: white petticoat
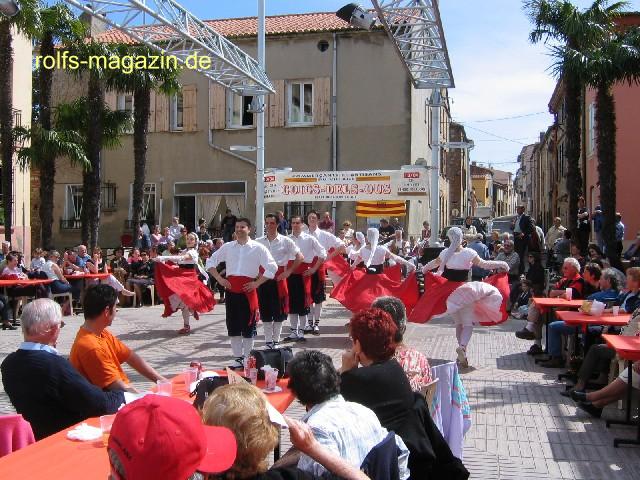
[436,281,504,326]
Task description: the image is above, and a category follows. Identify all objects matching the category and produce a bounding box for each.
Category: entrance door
[176,196,196,232]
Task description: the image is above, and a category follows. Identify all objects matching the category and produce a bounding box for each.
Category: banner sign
[264,168,428,202]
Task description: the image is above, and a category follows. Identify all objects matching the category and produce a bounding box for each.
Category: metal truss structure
[63,0,274,94]
[371,0,454,89]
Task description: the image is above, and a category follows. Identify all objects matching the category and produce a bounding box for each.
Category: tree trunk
[0,22,14,242]
[564,73,583,234]
[82,71,104,249]
[38,31,55,250]
[131,87,150,240]
[595,83,619,268]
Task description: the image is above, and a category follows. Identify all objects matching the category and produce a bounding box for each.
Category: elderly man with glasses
[1,299,125,439]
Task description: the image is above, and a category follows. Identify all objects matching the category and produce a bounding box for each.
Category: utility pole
[255,0,266,237]
[429,89,442,246]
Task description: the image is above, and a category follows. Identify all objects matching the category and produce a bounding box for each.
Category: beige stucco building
[1,29,32,255]
[46,13,449,246]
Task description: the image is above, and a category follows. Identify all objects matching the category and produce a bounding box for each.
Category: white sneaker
[456,346,469,369]
[121,289,135,297]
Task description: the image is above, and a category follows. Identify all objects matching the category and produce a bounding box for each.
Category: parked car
[488,215,517,237]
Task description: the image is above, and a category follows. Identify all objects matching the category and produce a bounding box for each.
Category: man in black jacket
[1,298,124,440]
[511,205,533,273]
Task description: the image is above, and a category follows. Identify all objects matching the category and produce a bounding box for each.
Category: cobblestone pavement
[1,299,639,478]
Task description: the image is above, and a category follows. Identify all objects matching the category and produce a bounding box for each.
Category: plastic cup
[249,368,258,385]
[565,288,573,301]
[612,306,620,316]
[185,368,199,390]
[100,414,116,433]
[156,379,173,396]
[265,368,279,391]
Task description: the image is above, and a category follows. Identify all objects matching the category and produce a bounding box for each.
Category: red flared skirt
[154,262,216,318]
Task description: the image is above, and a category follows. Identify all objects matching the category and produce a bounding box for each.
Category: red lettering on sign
[404,172,420,179]
[264,175,275,182]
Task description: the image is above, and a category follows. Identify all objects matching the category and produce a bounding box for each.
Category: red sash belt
[289,261,314,308]
[227,276,260,325]
[276,266,290,314]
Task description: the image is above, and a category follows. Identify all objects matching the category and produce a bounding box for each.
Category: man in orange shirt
[70,284,166,392]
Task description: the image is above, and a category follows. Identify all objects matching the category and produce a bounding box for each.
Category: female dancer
[331,229,418,313]
[409,227,510,368]
[153,232,215,334]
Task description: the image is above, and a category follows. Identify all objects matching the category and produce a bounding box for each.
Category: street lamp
[0,0,20,17]
[336,3,377,30]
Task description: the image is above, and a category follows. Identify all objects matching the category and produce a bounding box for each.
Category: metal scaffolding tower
[371,0,454,89]
[63,0,274,94]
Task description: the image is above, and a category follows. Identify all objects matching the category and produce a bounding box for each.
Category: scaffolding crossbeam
[371,0,454,89]
[63,0,274,94]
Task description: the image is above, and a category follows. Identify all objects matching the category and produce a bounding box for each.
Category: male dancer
[257,214,304,347]
[206,218,277,368]
[283,215,326,342]
[306,211,345,334]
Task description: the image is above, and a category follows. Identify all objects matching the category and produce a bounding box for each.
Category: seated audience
[541,268,619,368]
[372,296,432,391]
[0,294,16,330]
[1,299,124,439]
[515,257,584,355]
[87,247,135,297]
[287,350,409,478]
[511,280,533,319]
[69,284,166,393]
[570,242,586,270]
[30,248,46,272]
[494,240,520,283]
[126,249,155,307]
[553,229,572,267]
[202,382,370,479]
[108,395,237,480]
[340,308,469,479]
[581,263,602,297]
[109,246,129,287]
[41,250,76,309]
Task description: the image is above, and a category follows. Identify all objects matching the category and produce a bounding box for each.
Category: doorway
[176,196,196,232]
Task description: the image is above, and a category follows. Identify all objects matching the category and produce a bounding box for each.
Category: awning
[356,201,406,217]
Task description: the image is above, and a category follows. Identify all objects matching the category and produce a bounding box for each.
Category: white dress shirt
[309,228,343,252]
[290,232,327,264]
[256,234,301,267]
[206,239,277,279]
[169,223,184,240]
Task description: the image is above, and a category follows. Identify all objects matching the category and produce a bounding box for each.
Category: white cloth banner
[264,168,428,203]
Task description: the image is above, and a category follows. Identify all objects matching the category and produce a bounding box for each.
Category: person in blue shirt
[592,204,604,251]
[467,234,490,280]
[74,244,91,269]
[615,212,625,258]
[540,267,620,368]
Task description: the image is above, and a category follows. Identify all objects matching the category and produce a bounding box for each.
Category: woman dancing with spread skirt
[153,232,215,334]
[408,227,510,368]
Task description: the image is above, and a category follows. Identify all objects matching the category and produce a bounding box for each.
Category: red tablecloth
[64,273,110,281]
[556,310,631,333]
[0,373,295,478]
[602,334,640,362]
[532,297,584,314]
[0,279,53,288]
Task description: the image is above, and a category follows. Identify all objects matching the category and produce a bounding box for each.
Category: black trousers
[225,291,256,338]
[258,279,286,322]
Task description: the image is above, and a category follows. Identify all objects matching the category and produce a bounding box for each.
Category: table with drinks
[0,278,53,297]
[0,366,295,479]
[532,295,584,357]
[601,334,640,447]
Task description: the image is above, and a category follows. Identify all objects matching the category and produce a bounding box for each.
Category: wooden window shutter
[148,90,156,133]
[104,90,117,111]
[209,83,226,130]
[313,77,331,126]
[183,84,197,132]
[267,80,285,128]
[155,94,169,132]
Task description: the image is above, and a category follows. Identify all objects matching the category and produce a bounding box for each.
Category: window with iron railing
[60,182,117,229]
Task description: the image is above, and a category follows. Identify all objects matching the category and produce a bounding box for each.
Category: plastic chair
[0,414,35,457]
[421,378,440,412]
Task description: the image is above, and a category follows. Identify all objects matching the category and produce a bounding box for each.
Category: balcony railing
[60,218,82,230]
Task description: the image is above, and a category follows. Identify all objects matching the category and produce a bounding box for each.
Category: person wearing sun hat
[107,395,237,480]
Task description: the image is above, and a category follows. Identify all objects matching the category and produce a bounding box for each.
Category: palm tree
[0,0,40,241]
[524,0,628,234]
[106,44,181,239]
[32,3,86,249]
[54,97,132,248]
[68,41,125,247]
[557,25,640,266]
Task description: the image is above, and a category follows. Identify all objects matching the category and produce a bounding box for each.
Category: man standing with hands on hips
[207,218,278,369]
[256,213,304,347]
[511,205,533,273]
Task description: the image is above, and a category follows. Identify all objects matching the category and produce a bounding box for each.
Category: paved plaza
[1,299,639,479]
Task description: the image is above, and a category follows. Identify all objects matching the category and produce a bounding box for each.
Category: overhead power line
[459,124,527,145]
[464,111,549,123]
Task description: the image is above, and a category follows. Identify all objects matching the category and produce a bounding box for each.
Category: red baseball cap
[108,395,236,479]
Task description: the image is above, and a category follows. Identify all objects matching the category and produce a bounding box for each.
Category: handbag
[190,376,231,410]
[249,347,294,380]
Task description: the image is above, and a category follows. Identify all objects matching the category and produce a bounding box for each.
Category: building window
[128,183,156,225]
[288,81,313,125]
[284,202,313,222]
[116,94,134,133]
[228,92,255,128]
[62,183,117,229]
[171,91,184,131]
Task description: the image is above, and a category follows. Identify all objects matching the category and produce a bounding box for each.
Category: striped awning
[356,201,407,217]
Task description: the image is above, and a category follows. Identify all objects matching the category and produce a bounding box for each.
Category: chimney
[80,4,108,38]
